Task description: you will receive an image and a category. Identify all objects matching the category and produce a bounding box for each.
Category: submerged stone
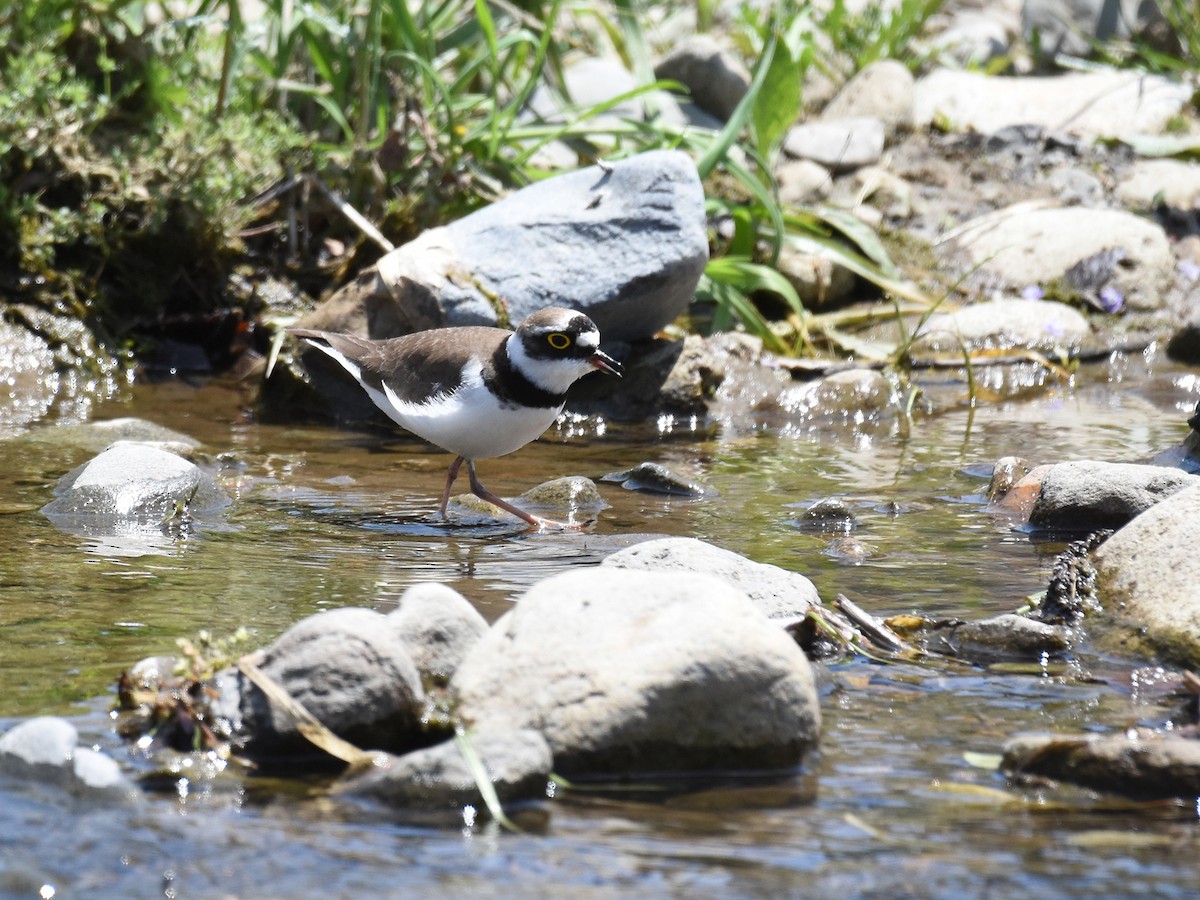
[0,717,139,804]
[1003,732,1200,800]
[339,728,552,810]
[42,443,228,522]
[599,462,711,498]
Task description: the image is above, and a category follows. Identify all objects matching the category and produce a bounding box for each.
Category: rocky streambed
[8,1,1200,893]
[3,342,1200,895]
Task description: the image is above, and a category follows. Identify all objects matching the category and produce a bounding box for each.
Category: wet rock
[452,569,821,775]
[793,497,857,533]
[991,464,1051,515]
[41,443,229,523]
[0,717,139,804]
[339,728,552,809]
[1002,732,1200,799]
[1116,159,1200,212]
[293,149,706,344]
[653,35,750,122]
[914,69,1190,139]
[820,60,914,136]
[929,614,1071,661]
[452,476,606,523]
[775,369,893,423]
[22,417,200,454]
[907,291,1076,354]
[388,583,488,686]
[1166,311,1200,365]
[946,207,1172,312]
[987,456,1033,503]
[1028,461,1198,531]
[824,535,879,562]
[783,117,885,172]
[602,536,821,620]
[599,462,710,497]
[1036,531,1110,623]
[1093,481,1200,665]
[516,476,606,512]
[211,607,425,761]
[0,320,60,439]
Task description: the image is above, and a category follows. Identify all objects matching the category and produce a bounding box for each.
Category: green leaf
[751,26,805,161]
[696,270,791,354]
[805,206,900,278]
[706,256,807,320]
[695,32,778,179]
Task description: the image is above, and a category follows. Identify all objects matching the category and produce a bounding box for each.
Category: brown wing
[291,326,509,405]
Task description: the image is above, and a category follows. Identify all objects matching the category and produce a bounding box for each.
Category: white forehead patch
[576,329,599,351]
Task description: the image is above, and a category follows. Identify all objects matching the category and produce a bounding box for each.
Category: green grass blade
[454,726,520,832]
[696,31,777,179]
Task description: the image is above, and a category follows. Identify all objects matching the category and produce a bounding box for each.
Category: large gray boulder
[1093,481,1200,665]
[0,717,139,804]
[601,536,822,620]
[1028,461,1198,531]
[452,568,821,775]
[294,150,707,344]
[212,607,426,760]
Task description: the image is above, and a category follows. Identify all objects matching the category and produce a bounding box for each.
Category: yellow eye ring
[547,332,571,350]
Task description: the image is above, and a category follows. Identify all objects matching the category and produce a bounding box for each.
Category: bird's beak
[589,350,622,377]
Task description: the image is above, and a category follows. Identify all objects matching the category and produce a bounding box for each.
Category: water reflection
[2,353,1200,895]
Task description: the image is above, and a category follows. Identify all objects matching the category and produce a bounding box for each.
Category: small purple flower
[1179,260,1200,283]
[1020,284,1044,300]
[1098,285,1124,313]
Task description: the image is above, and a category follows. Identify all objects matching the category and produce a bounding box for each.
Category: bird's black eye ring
[547,332,571,350]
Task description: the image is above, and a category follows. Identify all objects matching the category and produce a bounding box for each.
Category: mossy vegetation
[5,0,1194,377]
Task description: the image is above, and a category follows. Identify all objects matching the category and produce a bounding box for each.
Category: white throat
[506,334,596,394]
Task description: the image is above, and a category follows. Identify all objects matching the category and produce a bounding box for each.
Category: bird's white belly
[364,375,562,460]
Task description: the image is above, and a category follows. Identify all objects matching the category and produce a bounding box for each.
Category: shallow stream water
[3,350,1200,897]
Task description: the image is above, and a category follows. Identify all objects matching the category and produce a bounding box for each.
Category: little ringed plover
[291,307,622,529]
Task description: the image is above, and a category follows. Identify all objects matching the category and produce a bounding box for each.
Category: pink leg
[464,460,579,531]
[440,456,466,519]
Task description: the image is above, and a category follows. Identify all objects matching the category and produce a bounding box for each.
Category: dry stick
[833,594,910,654]
[305,176,395,254]
[237,653,379,772]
